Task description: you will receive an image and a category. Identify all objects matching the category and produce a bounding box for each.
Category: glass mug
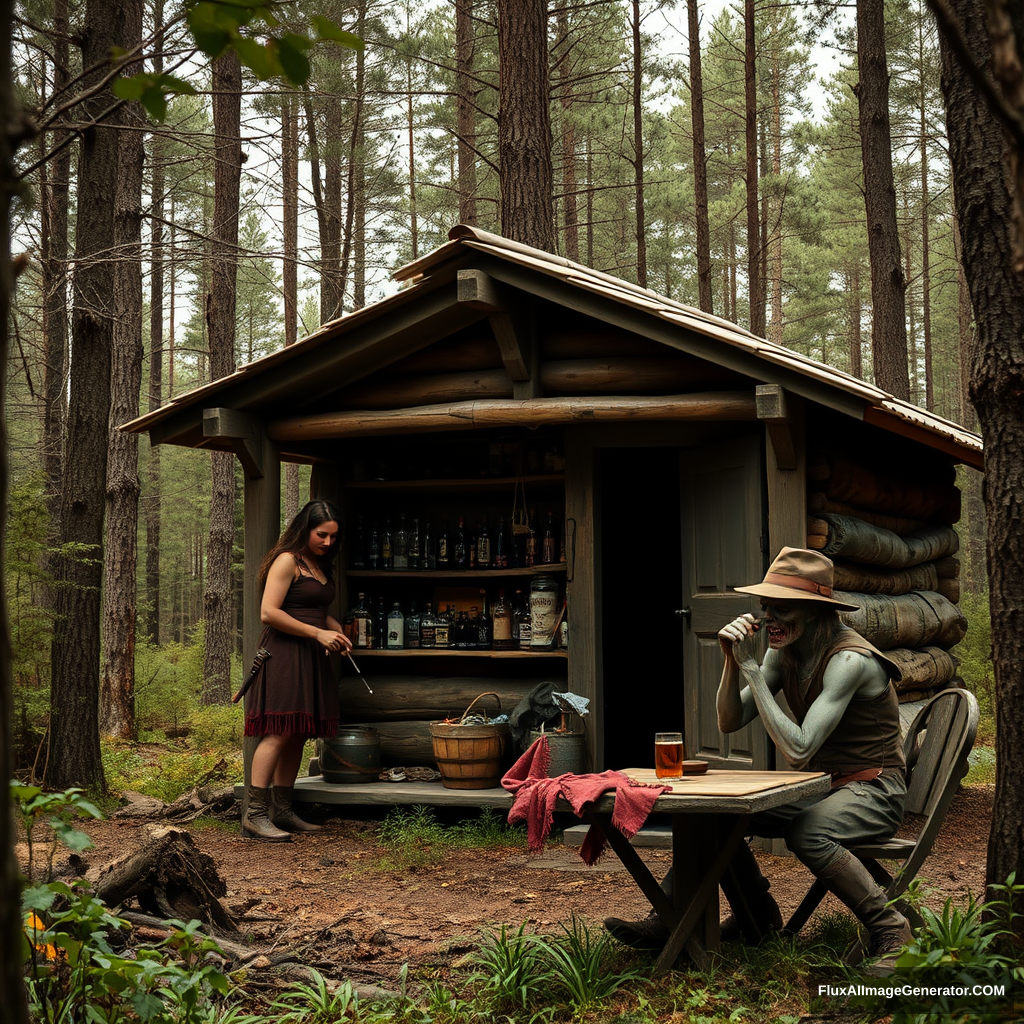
[654,732,684,779]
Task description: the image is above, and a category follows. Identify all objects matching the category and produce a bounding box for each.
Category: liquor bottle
[419,602,437,648]
[376,597,387,649]
[511,589,523,644]
[434,604,454,648]
[468,525,478,569]
[368,525,380,570]
[477,519,492,567]
[352,516,367,569]
[493,517,507,568]
[518,593,533,649]
[422,521,435,570]
[409,518,421,570]
[405,601,421,648]
[454,517,468,570]
[382,520,393,570]
[477,590,493,648]
[492,589,513,649]
[387,601,405,649]
[542,511,556,564]
[468,607,481,649]
[353,592,371,649]
[453,610,471,649]
[524,508,537,567]
[437,519,450,570]
[393,514,408,570]
[559,596,569,649]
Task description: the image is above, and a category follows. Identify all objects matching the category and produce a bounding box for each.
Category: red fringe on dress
[244,712,337,738]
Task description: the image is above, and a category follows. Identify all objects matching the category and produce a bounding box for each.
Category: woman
[242,499,352,841]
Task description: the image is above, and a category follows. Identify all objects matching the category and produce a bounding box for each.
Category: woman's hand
[316,629,352,653]
[718,613,761,663]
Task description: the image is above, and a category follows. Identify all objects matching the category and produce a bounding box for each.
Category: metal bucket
[321,726,381,784]
[529,729,586,776]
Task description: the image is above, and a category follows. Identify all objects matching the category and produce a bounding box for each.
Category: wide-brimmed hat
[734,547,860,611]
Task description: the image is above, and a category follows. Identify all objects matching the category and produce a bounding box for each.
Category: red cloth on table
[501,734,671,865]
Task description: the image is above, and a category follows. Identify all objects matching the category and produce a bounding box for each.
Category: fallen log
[883,647,961,692]
[808,452,961,522]
[837,591,967,650]
[820,515,959,569]
[90,828,236,932]
[807,493,928,535]
[832,559,939,595]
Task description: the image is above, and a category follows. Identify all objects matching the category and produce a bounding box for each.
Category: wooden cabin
[123,225,983,792]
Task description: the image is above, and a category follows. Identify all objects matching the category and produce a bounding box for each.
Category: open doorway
[598,448,685,770]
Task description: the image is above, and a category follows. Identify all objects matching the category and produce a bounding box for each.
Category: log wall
[805,447,967,702]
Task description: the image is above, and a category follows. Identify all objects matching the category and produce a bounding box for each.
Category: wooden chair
[785,686,980,934]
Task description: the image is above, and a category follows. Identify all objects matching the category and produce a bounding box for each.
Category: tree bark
[555,6,578,260]
[100,0,144,738]
[203,50,242,705]
[282,89,300,520]
[456,0,478,226]
[498,0,555,250]
[856,0,910,400]
[631,0,647,287]
[321,99,344,322]
[49,0,132,791]
[688,0,713,314]
[744,0,764,336]
[934,0,1024,917]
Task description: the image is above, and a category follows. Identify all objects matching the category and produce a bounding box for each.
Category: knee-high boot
[242,785,292,842]
[818,850,912,976]
[271,785,322,832]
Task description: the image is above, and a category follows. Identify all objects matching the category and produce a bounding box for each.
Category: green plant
[11,781,101,881]
[268,967,358,1022]
[466,922,554,1016]
[377,804,456,867]
[953,591,995,740]
[531,915,646,1017]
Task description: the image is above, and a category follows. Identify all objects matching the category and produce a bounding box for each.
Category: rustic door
[679,435,770,769]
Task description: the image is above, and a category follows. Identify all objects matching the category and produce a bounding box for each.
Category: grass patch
[376,805,526,869]
[965,745,996,785]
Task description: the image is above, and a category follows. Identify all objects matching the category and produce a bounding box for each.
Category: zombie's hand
[718,613,761,665]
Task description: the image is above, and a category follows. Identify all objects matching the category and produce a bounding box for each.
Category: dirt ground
[27,783,993,997]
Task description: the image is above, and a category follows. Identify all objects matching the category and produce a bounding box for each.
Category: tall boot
[270,785,322,833]
[242,785,292,842]
[818,851,912,976]
[719,841,783,943]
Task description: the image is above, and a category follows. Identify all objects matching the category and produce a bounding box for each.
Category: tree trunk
[856,0,910,400]
[339,0,366,307]
[100,0,144,738]
[935,0,1024,918]
[767,20,783,345]
[498,0,554,249]
[850,262,863,377]
[918,21,933,411]
[744,0,764,336]
[282,89,300,519]
[688,0,713,314]
[556,6,578,261]
[203,50,242,706]
[456,0,478,226]
[631,0,646,286]
[321,98,344,323]
[50,0,143,790]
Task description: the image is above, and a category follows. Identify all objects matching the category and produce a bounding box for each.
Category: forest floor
[21,781,994,1002]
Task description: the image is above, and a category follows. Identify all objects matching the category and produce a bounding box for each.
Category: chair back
[902,687,979,819]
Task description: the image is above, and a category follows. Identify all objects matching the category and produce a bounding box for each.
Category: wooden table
[577,769,831,972]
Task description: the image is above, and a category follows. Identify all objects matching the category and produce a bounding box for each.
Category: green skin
[715,600,889,770]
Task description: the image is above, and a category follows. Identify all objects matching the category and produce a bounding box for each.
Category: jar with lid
[529,575,560,648]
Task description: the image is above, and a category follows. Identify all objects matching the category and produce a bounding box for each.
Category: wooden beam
[457,269,535,387]
[755,384,797,471]
[268,392,758,440]
[203,407,265,478]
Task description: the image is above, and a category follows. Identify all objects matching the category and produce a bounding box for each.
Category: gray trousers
[747,771,907,874]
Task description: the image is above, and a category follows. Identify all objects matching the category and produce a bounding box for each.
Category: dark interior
[598,447,685,771]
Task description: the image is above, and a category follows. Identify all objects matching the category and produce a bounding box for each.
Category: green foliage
[11,782,102,882]
[269,968,359,1022]
[376,805,526,868]
[953,591,994,734]
[854,875,1024,1023]
[466,923,554,1016]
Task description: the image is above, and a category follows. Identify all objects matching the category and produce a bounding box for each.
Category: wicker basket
[429,692,510,790]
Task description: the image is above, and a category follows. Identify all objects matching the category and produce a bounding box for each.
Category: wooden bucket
[430,693,510,790]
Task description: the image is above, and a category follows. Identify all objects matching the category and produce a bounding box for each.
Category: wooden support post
[755,385,796,471]
[203,407,265,478]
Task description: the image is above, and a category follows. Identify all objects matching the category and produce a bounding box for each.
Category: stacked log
[806,449,966,702]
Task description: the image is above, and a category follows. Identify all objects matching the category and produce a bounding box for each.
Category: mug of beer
[655,732,684,779]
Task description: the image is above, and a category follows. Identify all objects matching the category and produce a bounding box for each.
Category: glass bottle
[559,596,569,649]
[493,516,507,568]
[511,589,523,644]
[408,518,421,570]
[524,508,537,567]
[353,592,371,649]
[476,591,493,649]
[477,519,492,568]
[376,597,388,649]
[381,520,393,570]
[405,601,421,648]
[422,521,435,570]
[454,517,468,570]
[492,588,513,649]
[393,514,408,570]
[437,519,450,570]
[518,592,533,649]
[453,610,471,649]
[387,601,405,649]
[542,511,556,565]
[419,602,437,648]
[529,575,559,648]
[434,604,453,649]
[468,524,478,570]
[352,516,367,569]
[368,525,380,570]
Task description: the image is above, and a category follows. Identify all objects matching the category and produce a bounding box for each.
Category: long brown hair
[258,498,342,587]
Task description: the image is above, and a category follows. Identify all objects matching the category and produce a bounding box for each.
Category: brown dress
[243,561,340,738]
